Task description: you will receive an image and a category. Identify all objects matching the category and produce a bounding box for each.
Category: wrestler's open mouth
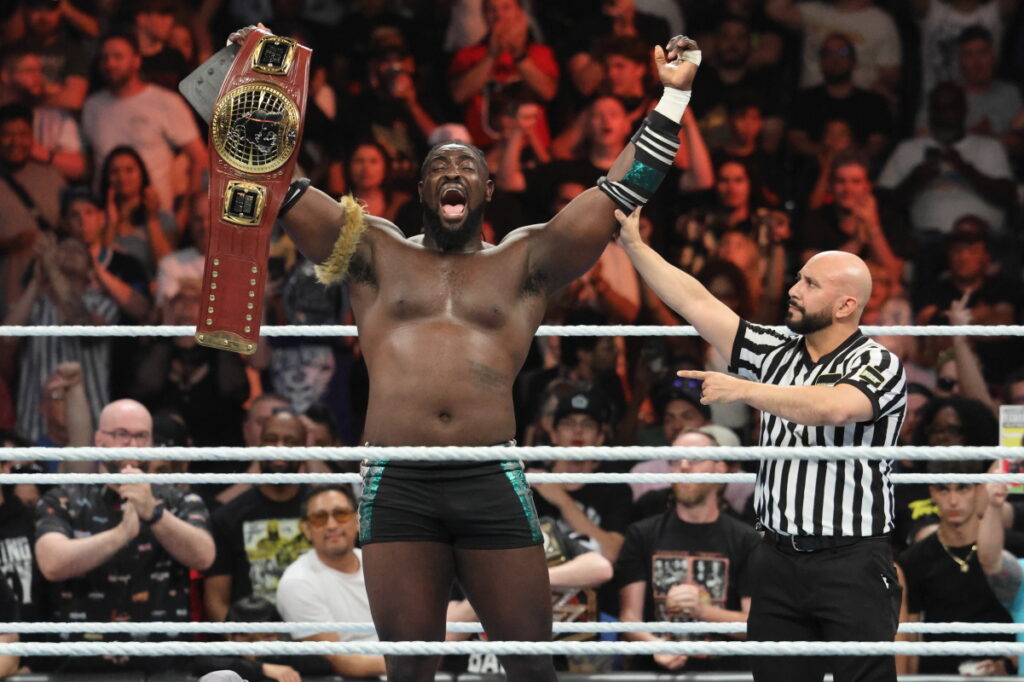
[440,186,467,218]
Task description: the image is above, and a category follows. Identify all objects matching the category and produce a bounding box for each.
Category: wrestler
[226,27,701,682]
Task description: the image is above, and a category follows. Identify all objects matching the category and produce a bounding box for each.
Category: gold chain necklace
[938,536,977,574]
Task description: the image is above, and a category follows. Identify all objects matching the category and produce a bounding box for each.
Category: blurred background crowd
[1,0,1024,679]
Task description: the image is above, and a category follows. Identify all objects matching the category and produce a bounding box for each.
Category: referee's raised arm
[614,207,740,361]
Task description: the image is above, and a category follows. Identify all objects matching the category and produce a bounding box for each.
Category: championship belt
[178,29,310,354]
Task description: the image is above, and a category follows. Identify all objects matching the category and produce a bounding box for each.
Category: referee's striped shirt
[729,321,907,538]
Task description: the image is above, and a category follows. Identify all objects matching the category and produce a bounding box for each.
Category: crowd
[0,0,1023,678]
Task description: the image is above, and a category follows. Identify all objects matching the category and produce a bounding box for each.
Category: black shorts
[358,459,543,550]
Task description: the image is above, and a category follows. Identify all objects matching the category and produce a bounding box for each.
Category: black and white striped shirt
[729,321,907,537]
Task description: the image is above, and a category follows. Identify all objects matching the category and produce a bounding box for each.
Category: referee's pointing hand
[676,369,746,405]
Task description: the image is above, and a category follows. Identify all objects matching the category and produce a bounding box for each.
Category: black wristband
[279,178,311,217]
[142,501,165,526]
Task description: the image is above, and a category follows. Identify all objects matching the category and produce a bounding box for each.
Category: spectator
[913,0,1012,106]
[787,33,893,162]
[155,193,206,308]
[900,383,934,446]
[133,0,190,91]
[0,432,41,630]
[629,377,713,499]
[915,216,1018,384]
[617,428,759,673]
[766,0,902,106]
[898,459,1024,676]
[949,25,1022,140]
[0,102,64,312]
[63,187,151,323]
[338,141,413,226]
[691,19,784,152]
[82,31,205,218]
[5,233,119,442]
[690,0,785,71]
[800,150,910,286]
[878,82,1016,238]
[98,145,177,279]
[11,0,92,112]
[127,277,249,447]
[892,396,999,552]
[1005,368,1024,406]
[193,596,332,682]
[339,44,440,186]
[715,226,787,325]
[34,398,214,674]
[563,1,670,99]
[204,409,312,621]
[489,99,551,194]
[715,95,784,199]
[32,361,93,453]
[0,47,85,180]
[449,0,558,147]
[0,577,17,677]
[276,485,387,678]
[531,388,633,561]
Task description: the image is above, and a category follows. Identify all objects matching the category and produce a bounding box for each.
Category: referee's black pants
[748,535,901,682]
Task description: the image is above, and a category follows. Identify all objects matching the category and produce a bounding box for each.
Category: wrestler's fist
[227,22,270,46]
[655,36,700,91]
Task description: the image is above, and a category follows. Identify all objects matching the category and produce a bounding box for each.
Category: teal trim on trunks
[358,460,389,543]
[500,460,542,543]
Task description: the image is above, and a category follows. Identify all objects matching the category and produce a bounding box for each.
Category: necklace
[938,537,977,574]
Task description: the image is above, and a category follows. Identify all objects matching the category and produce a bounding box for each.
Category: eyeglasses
[100,429,152,444]
[306,508,356,527]
[821,46,852,58]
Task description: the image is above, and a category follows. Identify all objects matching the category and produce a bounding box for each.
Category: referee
[615,207,907,682]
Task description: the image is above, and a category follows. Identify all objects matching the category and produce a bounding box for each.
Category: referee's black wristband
[279,178,311,217]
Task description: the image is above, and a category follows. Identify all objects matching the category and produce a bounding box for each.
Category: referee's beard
[785,301,832,334]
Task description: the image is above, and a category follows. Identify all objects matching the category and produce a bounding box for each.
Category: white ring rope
[1,324,1022,337]
[3,640,1024,657]
[5,445,1020,462]
[3,621,1024,635]
[4,472,1024,485]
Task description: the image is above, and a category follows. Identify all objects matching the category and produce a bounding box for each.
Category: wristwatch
[142,501,166,526]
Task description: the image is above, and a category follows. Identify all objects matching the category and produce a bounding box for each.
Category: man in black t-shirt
[0,477,37,624]
[203,410,312,621]
[531,388,633,562]
[617,428,759,673]
[787,33,892,161]
[898,460,1024,675]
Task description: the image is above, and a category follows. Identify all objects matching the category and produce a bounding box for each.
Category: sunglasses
[306,508,356,527]
[937,377,958,392]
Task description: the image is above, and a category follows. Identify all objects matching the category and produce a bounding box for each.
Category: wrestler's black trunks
[358,449,542,549]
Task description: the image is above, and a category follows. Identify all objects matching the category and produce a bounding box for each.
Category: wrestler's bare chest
[350,239,546,333]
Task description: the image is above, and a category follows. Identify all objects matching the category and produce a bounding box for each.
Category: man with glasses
[33,398,215,674]
[276,485,386,678]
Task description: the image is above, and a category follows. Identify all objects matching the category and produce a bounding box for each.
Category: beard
[259,460,302,475]
[785,302,833,334]
[422,203,485,252]
[673,482,717,508]
[822,70,851,86]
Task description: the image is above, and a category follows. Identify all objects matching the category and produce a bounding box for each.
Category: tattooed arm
[978,480,1024,606]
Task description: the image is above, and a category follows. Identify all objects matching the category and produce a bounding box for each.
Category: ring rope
[5,445,1020,462]
[1,324,1022,337]
[3,621,1023,635]
[4,472,1024,485]
[3,640,1024,657]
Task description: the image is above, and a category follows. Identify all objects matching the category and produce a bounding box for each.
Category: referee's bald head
[807,250,872,315]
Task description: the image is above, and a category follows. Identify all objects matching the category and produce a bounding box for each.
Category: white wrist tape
[654,86,692,123]
[680,49,702,67]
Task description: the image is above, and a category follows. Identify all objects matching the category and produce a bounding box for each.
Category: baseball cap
[199,672,247,682]
[947,216,989,246]
[553,389,610,426]
[652,377,711,422]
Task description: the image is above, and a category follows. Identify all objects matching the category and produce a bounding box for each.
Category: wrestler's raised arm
[525,36,700,292]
